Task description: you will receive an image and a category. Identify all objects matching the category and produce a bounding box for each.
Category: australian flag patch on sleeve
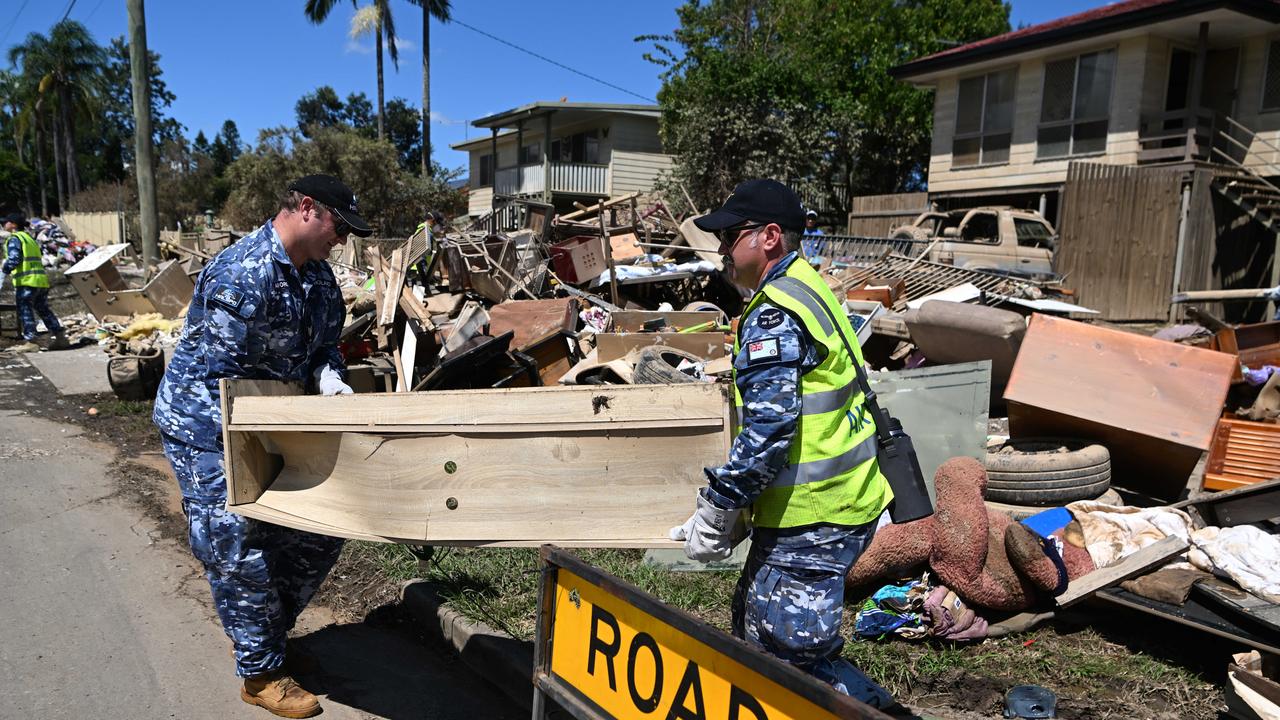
[745,337,781,365]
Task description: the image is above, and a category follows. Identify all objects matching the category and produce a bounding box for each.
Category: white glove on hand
[315,365,353,396]
[668,491,745,563]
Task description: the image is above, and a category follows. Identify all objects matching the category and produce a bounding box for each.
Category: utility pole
[127,0,158,267]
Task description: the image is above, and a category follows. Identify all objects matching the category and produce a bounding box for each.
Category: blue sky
[4,0,1102,173]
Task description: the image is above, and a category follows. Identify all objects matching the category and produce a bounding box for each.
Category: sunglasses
[312,199,352,238]
[718,222,766,251]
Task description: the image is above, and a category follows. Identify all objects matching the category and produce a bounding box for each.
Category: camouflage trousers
[160,435,344,678]
[15,286,61,340]
[731,523,896,709]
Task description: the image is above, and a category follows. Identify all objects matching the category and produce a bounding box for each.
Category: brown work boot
[240,671,321,718]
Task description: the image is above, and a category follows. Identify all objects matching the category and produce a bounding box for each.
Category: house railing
[494,162,609,197]
[1137,107,1220,164]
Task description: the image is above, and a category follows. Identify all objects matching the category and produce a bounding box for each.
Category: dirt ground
[0,342,1240,720]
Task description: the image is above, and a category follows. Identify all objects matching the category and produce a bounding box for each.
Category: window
[1264,40,1280,111]
[478,154,493,187]
[960,212,1000,244]
[953,68,1016,167]
[519,142,540,165]
[1037,49,1116,159]
[550,129,601,164]
[1014,218,1055,248]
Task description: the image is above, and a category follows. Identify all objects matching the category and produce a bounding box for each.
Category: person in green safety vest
[3,213,67,351]
[669,180,901,712]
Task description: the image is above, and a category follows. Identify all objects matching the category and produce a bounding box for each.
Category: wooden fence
[1056,162,1185,321]
[846,192,929,237]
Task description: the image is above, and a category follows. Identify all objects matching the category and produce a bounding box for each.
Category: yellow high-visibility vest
[10,231,48,289]
[734,258,892,528]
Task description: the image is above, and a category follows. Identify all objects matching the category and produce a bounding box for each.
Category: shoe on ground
[48,332,70,350]
[10,341,40,353]
[240,671,321,719]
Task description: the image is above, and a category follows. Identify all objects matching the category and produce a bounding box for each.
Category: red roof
[920,0,1174,64]
[894,0,1280,78]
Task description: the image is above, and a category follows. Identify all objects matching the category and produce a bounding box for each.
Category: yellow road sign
[532,547,889,720]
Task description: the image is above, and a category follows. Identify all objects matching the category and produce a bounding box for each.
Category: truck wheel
[633,346,704,385]
[891,226,931,241]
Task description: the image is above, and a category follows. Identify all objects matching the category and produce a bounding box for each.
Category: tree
[406,0,451,177]
[384,97,422,171]
[304,0,402,141]
[210,119,242,174]
[642,0,1010,216]
[100,35,180,172]
[295,85,345,135]
[221,125,463,235]
[8,20,106,208]
[342,91,374,132]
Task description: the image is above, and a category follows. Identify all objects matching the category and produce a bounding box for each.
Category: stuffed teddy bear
[848,456,1096,612]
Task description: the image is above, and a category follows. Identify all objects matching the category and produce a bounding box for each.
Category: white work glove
[315,365,353,396]
[669,490,746,563]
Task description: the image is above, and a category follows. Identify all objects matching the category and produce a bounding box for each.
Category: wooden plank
[221,380,731,545]
[227,382,728,428]
[1057,535,1189,608]
[1197,578,1280,634]
[219,379,304,505]
[399,285,435,329]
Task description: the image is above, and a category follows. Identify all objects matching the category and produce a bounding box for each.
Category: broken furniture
[1204,418,1280,491]
[65,244,194,320]
[595,310,724,363]
[221,379,731,546]
[903,300,1025,407]
[1212,320,1280,384]
[1004,314,1236,502]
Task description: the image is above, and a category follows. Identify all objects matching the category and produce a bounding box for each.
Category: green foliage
[643,0,1011,216]
[221,125,463,235]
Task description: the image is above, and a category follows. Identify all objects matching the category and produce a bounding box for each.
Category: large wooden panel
[1005,314,1235,500]
[1056,162,1185,321]
[223,380,733,546]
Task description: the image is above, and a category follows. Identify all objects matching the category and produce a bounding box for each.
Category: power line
[60,0,78,23]
[0,0,33,50]
[84,0,108,22]
[450,18,656,104]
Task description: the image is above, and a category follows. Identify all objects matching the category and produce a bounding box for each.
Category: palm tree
[406,0,451,177]
[305,0,400,142]
[8,20,104,207]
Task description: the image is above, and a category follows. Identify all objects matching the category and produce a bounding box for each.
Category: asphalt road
[0,356,522,720]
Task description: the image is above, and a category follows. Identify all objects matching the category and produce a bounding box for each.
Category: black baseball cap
[693,179,806,234]
[4,212,26,227]
[288,174,373,237]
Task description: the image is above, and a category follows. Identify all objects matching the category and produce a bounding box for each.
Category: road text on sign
[540,561,880,720]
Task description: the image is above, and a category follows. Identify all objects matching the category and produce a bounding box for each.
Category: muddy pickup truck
[889,207,1058,281]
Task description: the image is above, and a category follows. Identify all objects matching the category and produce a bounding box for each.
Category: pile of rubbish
[329,194,737,393]
[24,218,98,267]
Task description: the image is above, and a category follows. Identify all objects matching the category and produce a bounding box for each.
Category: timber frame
[220,379,733,547]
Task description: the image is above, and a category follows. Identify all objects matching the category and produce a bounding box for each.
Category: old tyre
[984,438,1111,505]
[632,346,703,385]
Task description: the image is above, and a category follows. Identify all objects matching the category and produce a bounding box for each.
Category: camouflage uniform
[153,220,346,678]
[708,251,893,707]
[4,235,61,341]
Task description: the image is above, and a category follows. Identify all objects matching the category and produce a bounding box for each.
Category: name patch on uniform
[210,285,248,316]
[745,337,781,366]
[756,307,785,329]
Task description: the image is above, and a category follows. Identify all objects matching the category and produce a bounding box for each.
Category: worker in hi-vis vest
[3,213,66,352]
[670,179,901,712]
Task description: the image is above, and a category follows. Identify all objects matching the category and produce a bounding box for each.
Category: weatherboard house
[884,0,1280,323]
[452,101,674,219]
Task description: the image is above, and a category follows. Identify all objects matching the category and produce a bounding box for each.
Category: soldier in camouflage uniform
[153,175,371,718]
[671,180,900,711]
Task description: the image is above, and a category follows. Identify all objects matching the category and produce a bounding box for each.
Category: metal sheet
[1006,314,1235,501]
